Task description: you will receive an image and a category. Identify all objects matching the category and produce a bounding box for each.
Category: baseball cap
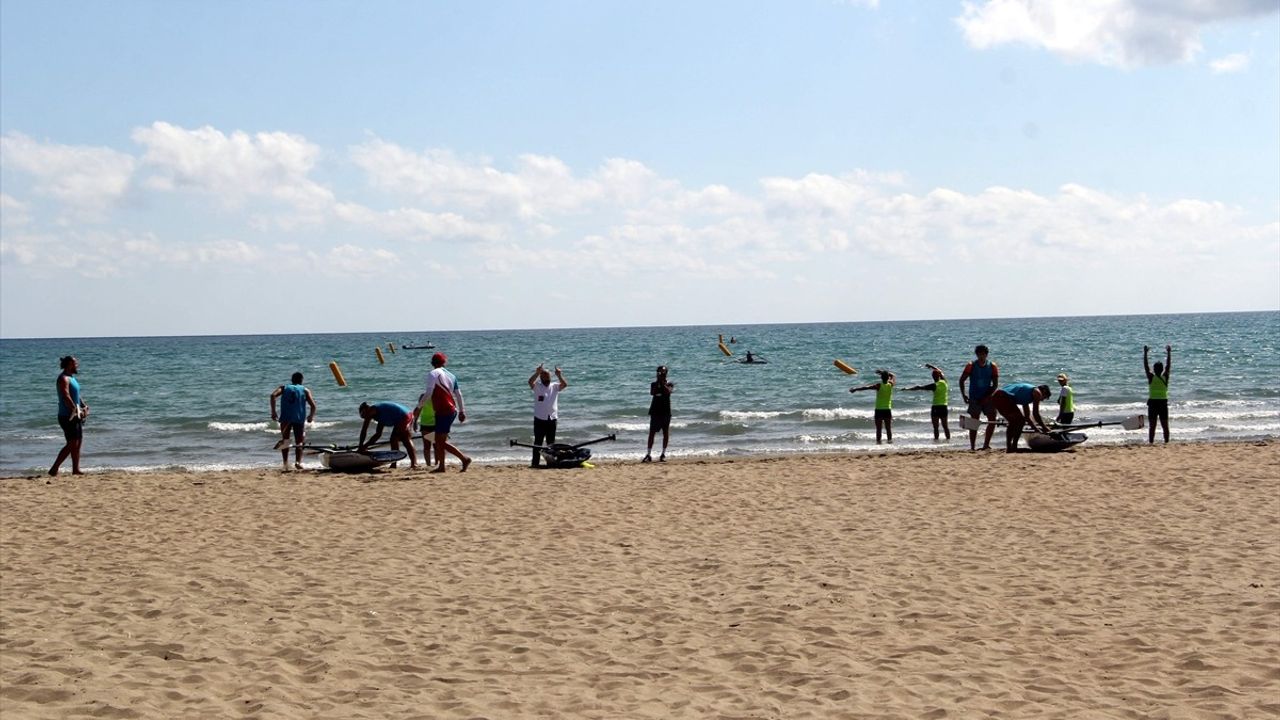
[431,352,447,365]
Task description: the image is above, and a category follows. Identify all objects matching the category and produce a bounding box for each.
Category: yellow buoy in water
[718,342,733,357]
[834,359,858,375]
[329,361,347,387]
[375,347,385,365]
[387,342,396,354]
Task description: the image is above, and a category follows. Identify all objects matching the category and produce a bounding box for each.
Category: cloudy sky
[2,0,1277,338]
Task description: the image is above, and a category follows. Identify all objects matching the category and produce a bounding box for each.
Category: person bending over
[989,383,1053,453]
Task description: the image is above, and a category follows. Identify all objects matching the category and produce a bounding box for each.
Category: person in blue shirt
[50,355,88,476]
[357,401,419,469]
[270,372,317,470]
[959,345,1000,451]
[989,382,1054,453]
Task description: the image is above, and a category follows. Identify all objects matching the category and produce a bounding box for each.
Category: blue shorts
[434,412,457,436]
[281,420,306,437]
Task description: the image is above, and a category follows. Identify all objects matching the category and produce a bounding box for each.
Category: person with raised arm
[850,369,896,444]
[1144,344,1172,444]
[528,364,568,468]
[904,364,950,441]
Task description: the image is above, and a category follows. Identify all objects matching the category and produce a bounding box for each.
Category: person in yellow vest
[1055,373,1075,425]
[850,369,896,444]
[1144,344,1172,444]
[904,364,950,440]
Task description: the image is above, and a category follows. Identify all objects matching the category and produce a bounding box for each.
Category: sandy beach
[2,441,1278,719]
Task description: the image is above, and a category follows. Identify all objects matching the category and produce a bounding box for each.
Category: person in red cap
[416,352,471,472]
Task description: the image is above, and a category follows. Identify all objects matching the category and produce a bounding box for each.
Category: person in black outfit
[643,366,674,463]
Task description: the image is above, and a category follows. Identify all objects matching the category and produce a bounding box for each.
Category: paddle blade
[1121,414,1145,430]
[959,415,985,431]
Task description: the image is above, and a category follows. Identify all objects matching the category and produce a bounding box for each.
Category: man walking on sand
[418,352,471,473]
[50,355,88,476]
[270,372,316,470]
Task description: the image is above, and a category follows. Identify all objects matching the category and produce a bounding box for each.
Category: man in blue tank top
[50,355,88,476]
[270,372,317,470]
[959,344,1000,451]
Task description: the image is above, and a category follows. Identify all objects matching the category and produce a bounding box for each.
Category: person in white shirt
[527,364,568,468]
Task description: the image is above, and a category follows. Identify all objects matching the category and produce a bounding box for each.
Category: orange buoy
[833,359,857,375]
[375,347,385,365]
[329,361,347,387]
[718,342,733,357]
[387,342,396,354]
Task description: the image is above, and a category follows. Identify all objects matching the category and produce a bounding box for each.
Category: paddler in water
[850,369,896,444]
[357,401,419,470]
[988,383,1054,453]
[904,364,950,441]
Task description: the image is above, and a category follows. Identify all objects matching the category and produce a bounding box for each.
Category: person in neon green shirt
[1055,373,1075,425]
[1144,344,1172,444]
[904,364,950,441]
[850,369,896,444]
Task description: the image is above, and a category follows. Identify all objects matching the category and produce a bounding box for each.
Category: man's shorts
[58,415,83,441]
[281,421,306,437]
[649,414,671,433]
[435,412,458,436]
[874,408,892,421]
[931,405,948,420]
[967,397,994,417]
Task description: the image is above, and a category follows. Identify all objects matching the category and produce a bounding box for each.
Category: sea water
[1,312,1276,475]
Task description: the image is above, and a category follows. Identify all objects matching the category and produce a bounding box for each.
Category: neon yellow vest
[1149,375,1168,400]
[932,379,948,407]
[875,383,893,410]
[1061,385,1075,413]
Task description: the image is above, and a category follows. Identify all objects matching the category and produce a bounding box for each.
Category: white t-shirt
[532,380,561,421]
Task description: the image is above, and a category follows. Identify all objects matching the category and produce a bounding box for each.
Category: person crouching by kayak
[850,369,896,444]
[989,383,1053,453]
[357,401,419,469]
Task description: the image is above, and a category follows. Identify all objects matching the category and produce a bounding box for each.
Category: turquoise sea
[1,312,1277,475]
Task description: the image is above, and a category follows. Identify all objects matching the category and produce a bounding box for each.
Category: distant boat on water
[401,341,435,350]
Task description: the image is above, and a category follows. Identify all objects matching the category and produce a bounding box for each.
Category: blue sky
[2,0,1277,338]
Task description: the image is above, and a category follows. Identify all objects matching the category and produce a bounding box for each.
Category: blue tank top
[280,384,307,424]
[969,361,995,397]
[374,402,410,425]
[57,374,81,419]
[1003,382,1037,404]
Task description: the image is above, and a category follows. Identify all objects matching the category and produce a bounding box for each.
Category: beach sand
[2,441,1278,719]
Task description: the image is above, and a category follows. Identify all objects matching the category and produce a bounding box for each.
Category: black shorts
[874,408,892,421]
[931,405,948,420]
[58,416,83,441]
[1147,399,1169,416]
[649,414,671,433]
[1056,412,1074,424]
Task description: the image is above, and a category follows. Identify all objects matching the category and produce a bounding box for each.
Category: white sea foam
[209,421,272,432]
[801,407,863,420]
[720,410,788,420]
[606,420,691,432]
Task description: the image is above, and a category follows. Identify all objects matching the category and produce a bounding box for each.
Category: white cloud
[0,133,136,216]
[1209,52,1251,73]
[132,122,334,212]
[1,193,31,228]
[956,0,1279,67]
